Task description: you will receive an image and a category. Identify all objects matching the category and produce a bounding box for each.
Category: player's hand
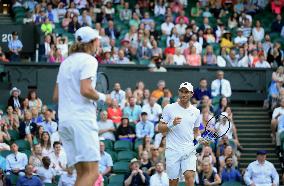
[105,94,112,105]
[173,117,182,126]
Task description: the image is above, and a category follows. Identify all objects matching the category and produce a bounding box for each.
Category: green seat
[113,161,130,174]
[0,150,12,158]
[44,184,57,186]
[134,139,143,152]
[221,181,242,186]
[15,139,30,151]
[55,175,61,183]
[8,130,20,141]
[114,140,132,151]
[139,59,150,65]
[21,149,32,159]
[117,151,136,162]
[280,131,284,143]
[109,174,125,185]
[105,150,117,162]
[102,139,114,151]
[9,174,18,185]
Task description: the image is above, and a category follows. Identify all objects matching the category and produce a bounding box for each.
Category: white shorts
[165,148,197,180]
[59,120,100,166]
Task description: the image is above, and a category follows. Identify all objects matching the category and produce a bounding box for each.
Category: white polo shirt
[162,102,200,151]
[57,52,98,125]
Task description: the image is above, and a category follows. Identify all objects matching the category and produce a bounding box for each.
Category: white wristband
[98,92,106,102]
[168,120,175,129]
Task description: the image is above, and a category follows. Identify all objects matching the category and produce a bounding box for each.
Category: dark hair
[53,141,62,148]
[27,90,38,100]
[42,156,51,167]
[199,78,207,82]
[225,156,233,162]
[141,112,148,116]
[40,131,51,149]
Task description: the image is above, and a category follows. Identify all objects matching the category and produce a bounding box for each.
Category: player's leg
[183,170,195,186]
[169,179,179,186]
[75,162,99,186]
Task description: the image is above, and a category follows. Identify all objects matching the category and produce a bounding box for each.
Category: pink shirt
[186,54,201,66]
[93,174,103,186]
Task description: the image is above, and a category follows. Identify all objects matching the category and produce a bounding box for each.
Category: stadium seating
[102,139,114,151]
[117,150,136,162]
[114,140,132,151]
[0,150,11,158]
[113,161,129,174]
[108,174,125,186]
[15,139,30,151]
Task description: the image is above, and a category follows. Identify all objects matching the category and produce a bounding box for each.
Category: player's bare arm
[52,83,58,103]
[157,117,182,133]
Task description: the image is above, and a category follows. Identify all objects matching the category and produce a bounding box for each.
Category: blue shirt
[38,121,57,134]
[123,105,142,123]
[0,155,6,171]
[31,116,43,124]
[278,115,284,131]
[99,151,113,173]
[8,39,23,51]
[221,167,242,182]
[16,175,43,186]
[193,88,212,101]
[135,120,155,139]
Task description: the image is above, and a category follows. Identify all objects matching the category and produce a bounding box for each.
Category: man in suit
[136,39,152,63]
[105,20,120,40]
[18,110,37,147]
[38,34,52,62]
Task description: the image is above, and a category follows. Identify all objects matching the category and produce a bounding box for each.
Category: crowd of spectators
[0,70,280,185]
[4,0,283,68]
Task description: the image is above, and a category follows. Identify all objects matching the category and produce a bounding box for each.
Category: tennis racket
[181,113,231,159]
[96,72,110,111]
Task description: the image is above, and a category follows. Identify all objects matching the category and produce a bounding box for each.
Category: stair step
[232,107,267,111]
[238,133,271,138]
[241,153,279,158]
[235,124,270,129]
[238,128,271,132]
[234,120,270,123]
[233,111,269,115]
[234,115,270,119]
[240,138,272,143]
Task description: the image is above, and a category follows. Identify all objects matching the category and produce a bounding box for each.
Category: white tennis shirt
[162,102,201,151]
[57,52,98,125]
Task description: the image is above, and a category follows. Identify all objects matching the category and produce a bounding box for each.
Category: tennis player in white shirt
[158,82,205,186]
[53,26,111,186]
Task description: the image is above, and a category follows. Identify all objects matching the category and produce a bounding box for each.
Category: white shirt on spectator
[193,41,202,54]
[173,54,186,65]
[142,103,162,123]
[244,160,279,186]
[110,90,126,108]
[42,147,53,157]
[255,61,271,68]
[67,8,80,16]
[252,27,264,42]
[58,171,76,186]
[154,5,166,16]
[272,107,284,119]
[150,172,169,186]
[99,151,113,174]
[98,119,116,141]
[211,79,232,98]
[161,22,175,36]
[37,167,56,183]
[162,102,200,151]
[6,152,28,171]
[74,0,87,9]
[175,24,187,35]
[45,42,51,56]
[234,36,248,45]
[49,151,67,175]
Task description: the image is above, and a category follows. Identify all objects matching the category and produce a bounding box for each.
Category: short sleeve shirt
[162,102,201,151]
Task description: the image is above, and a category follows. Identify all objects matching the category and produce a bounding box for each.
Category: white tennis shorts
[59,120,100,166]
[165,148,197,180]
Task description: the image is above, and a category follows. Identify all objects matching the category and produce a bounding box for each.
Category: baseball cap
[179,82,193,92]
[256,150,267,155]
[75,26,101,43]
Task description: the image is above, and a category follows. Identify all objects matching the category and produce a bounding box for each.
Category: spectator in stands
[267,42,282,67]
[271,0,283,14]
[220,31,234,51]
[221,156,242,183]
[8,87,22,111]
[34,9,46,25]
[142,97,162,125]
[98,141,113,176]
[172,47,186,65]
[161,16,175,36]
[78,9,92,27]
[164,39,176,61]
[49,47,64,63]
[58,166,76,186]
[154,0,166,16]
[2,106,19,130]
[242,19,252,38]
[234,28,248,47]
[38,109,57,135]
[138,135,153,157]
[98,111,116,141]
[29,144,43,171]
[262,34,273,57]
[8,31,23,62]
[197,95,214,113]
[191,2,202,17]
[255,54,271,68]
[151,80,165,100]
[67,2,79,17]
[219,145,238,172]
[203,45,217,66]
[68,15,81,34]
[211,70,232,99]
[105,20,120,40]
[49,141,66,175]
[19,110,37,147]
[271,14,284,33]
[39,34,52,62]
[40,131,53,156]
[271,98,284,143]
[117,116,136,141]
[226,49,239,67]
[16,164,43,186]
[36,156,56,184]
[5,142,28,185]
[24,0,38,12]
[28,90,42,111]
[41,17,53,35]
[197,146,217,166]
[0,46,9,63]
[167,27,180,47]
[46,3,58,23]
[129,12,141,29]
[31,107,43,124]
[123,96,142,124]
[149,162,168,186]
[137,39,152,63]
[120,2,131,21]
[252,20,265,42]
[228,13,238,29]
[136,112,154,139]
[111,83,126,108]
[61,11,72,30]
[157,87,174,106]
[185,46,201,66]
[124,158,150,186]
[114,49,130,64]
[140,150,152,174]
[107,99,122,126]
[244,150,279,186]
[196,160,221,185]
